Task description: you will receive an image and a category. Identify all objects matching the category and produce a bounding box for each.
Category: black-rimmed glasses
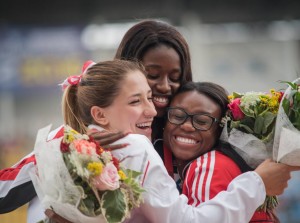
[167,107,219,131]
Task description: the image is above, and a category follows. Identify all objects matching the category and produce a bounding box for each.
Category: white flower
[101,151,113,164]
[68,152,91,179]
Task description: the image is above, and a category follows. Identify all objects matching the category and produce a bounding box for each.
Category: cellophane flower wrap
[220,89,282,212]
[30,125,145,223]
[273,78,300,166]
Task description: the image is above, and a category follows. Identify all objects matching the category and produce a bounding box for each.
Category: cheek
[115,111,139,132]
[202,132,218,150]
[171,83,180,94]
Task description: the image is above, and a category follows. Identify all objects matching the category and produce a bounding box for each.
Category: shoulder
[47,125,64,140]
[187,150,241,176]
[116,133,153,147]
[112,134,158,159]
[214,151,239,167]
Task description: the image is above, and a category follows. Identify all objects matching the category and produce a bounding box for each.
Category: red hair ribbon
[59,60,96,91]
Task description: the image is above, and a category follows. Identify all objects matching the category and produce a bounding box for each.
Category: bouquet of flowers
[273,78,300,166]
[30,125,144,223]
[220,89,282,211]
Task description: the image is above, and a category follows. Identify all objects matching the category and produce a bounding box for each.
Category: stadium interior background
[1,1,300,222]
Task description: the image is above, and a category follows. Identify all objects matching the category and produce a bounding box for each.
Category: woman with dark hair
[163,81,280,222]
[115,20,192,141]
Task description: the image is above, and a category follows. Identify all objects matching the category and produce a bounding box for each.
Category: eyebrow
[131,90,152,98]
[145,64,181,72]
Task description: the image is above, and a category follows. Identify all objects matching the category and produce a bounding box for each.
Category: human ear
[90,106,109,126]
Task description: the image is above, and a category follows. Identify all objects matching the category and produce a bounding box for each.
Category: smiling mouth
[136,122,152,129]
[153,96,169,106]
[175,136,198,144]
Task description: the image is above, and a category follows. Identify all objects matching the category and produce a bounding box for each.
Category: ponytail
[62,85,87,134]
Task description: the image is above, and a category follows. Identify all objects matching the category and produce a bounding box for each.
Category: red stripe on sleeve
[141,161,150,186]
[0,154,36,181]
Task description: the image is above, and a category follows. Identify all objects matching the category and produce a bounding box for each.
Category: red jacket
[182,150,274,223]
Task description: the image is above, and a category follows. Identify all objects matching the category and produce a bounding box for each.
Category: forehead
[142,44,180,65]
[120,70,150,91]
[171,91,221,114]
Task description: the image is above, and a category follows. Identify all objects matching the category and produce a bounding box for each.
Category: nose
[180,117,195,132]
[144,101,157,118]
[156,76,171,94]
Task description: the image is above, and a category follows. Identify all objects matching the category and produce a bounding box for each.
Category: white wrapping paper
[273,78,300,166]
[220,122,272,169]
[29,125,106,223]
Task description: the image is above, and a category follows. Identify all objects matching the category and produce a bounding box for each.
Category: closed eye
[129,99,140,105]
[146,73,159,80]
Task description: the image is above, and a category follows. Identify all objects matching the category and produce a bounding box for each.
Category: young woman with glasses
[163,81,280,222]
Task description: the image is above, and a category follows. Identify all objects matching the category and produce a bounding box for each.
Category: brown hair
[62,59,145,134]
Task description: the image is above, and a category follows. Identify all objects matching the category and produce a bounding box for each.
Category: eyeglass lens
[168,108,214,130]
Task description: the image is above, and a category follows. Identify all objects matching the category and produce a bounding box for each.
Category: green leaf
[262,127,275,143]
[257,195,278,212]
[281,98,291,115]
[279,80,298,90]
[240,106,255,118]
[101,189,128,223]
[295,92,300,106]
[239,123,254,134]
[122,169,145,210]
[230,120,241,129]
[124,169,142,179]
[254,115,264,135]
[232,92,243,98]
[293,109,300,129]
[262,112,276,134]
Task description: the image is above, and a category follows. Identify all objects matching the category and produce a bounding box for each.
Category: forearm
[142,171,265,223]
[182,171,265,223]
[0,154,36,213]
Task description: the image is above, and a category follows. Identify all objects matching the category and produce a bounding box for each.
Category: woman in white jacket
[43,59,293,223]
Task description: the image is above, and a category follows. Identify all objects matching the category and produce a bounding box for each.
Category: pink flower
[72,139,96,155]
[228,98,245,120]
[92,162,120,191]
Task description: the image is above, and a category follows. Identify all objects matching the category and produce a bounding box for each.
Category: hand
[255,159,300,196]
[45,209,73,223]
[87,129,129,150]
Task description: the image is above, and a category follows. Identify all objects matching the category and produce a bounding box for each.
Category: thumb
[288,165,300,171]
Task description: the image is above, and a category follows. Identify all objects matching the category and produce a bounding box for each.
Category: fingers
[89,131,129,146]
[102,143,130,150]
[255,160,294,196]
[45,209,55,218]
[45,209,73,223]
[288,165,300,171]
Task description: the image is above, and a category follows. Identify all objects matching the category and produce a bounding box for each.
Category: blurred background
[0,0,300,222]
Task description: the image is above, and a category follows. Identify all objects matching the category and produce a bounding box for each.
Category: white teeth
[153,96,169,104]
[175,136,197,144]
[136,122,152,128]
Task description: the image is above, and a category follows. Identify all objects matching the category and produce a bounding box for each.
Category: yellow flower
[118,170,127,180]
[228,95,234,100]
[64,128,79,143]
[87,162,103,176]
